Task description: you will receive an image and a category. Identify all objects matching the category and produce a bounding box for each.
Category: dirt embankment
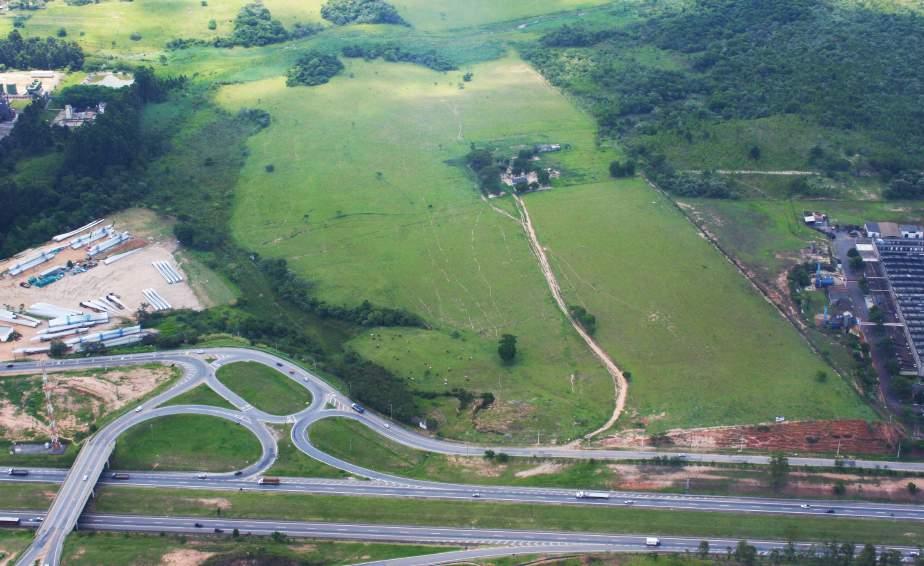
[0,366,174,440]
[600,419,900,455]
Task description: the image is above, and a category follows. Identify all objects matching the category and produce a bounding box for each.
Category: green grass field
[525,181,874,431]
[391,0,612,30]
[162,384,236,410]
[91,486,924,546]
[62,531,449,566]
[0,482,57,510]
[216,362,312,415]
[268,424,349,478]
[110,414,261,472]
[0,0,323,55]
[0,529,34,565]
[218,53,616,442]
[310,418,615,488]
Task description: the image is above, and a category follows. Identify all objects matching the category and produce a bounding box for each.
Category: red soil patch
[601,420,900,455]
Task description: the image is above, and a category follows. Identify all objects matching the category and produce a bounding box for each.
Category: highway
[2,511,921,566]
[3,348,923,565]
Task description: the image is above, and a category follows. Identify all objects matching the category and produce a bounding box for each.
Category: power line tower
[41,361,62,451]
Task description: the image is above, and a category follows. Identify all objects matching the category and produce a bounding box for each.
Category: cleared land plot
[110,414,261,472]
[62,531,449,566]
[310,418,615,488]
[0,365,176,441]
[0,529,34,565]
[91,486,924,546]
[524,181,874,431]
[216,362,312,415]
[219,54,615,442]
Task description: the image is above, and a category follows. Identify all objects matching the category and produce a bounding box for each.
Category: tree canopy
[320,0,406,26]
[0,30,83,69]
[285,51,344,87]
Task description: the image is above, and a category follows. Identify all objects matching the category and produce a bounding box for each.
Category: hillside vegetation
[526,0,924,196]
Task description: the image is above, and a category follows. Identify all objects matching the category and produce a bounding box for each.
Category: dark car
[276,362,283,367]
[4,363,13,368]
[234,470,243,476]
[213,527,224,533]
[194,523,203,528]
[826,509,835,514]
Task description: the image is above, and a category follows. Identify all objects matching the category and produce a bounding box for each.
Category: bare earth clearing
[0,365,174,439]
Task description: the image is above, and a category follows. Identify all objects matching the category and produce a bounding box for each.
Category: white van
[645,537,661,547]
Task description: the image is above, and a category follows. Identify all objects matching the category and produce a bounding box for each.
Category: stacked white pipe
[68,225,113,250]
[87,232,130,257]
[30,327,89,342]
[26,303,82,319]
[102,248,141,265]
[142,289,171,311]
[52,219,103,242]
[48,312,108,328]
[106,294,127,309]
[67,325,142,350]
[152,261,183,284]
[7,247,64,277]
[0,310,40,328]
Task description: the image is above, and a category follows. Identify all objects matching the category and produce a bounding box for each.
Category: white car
[800,504,811,509]
[195,350,205,354]
[82,474,88,481]
[134,406,143,413]
[197,473,208,479]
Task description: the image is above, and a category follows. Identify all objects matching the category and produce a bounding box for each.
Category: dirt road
[513,195,627,439]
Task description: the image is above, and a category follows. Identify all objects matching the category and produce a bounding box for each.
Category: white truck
[646,537,661,547]
[575,491,610,499]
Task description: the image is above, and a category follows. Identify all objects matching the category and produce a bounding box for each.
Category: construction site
[0,214,202,361]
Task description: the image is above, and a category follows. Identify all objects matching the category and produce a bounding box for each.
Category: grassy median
[216,362,312,415]
[62,531,452,566]
[267,424,349,479]
[0,482,57,510]
[162,385,236,410]
[90,487,923,546]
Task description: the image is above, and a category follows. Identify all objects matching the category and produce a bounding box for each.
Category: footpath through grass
[62,531,450,566]
[110,414,261,473]
[311,418,615,488]
[91,486,923,547]
[216,362,312,416]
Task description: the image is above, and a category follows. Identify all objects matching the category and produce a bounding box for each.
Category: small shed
[900,224,923,239]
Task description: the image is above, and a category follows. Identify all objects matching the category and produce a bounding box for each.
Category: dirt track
[513,195,627,439]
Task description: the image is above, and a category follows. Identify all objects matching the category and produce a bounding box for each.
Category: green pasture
[310,417,616,488]
[218,54,616,442]
[0,0,323,55]
[62,531,449,566]
[392,0,613,31]
[110,414,262,472]
[216,361,313,415]
[525,181,875,431]
[268,424,349,478]
[162,384,236,410]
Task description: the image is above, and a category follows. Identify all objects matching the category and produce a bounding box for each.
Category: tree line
[341,43,456,72]
[0,29,83,69]
[167,3,323,50]
[0,67,181,257]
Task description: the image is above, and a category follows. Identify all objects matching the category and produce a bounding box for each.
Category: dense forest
[320,0,406,26]
[0,29,83,69]
[524,0,924,195]
[0,68,179,256]
[341,43,456,72]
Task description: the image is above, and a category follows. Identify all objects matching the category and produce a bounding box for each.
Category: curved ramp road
[2,348,923,566]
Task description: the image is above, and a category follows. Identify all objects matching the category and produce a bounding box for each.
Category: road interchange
[2,348,922,565]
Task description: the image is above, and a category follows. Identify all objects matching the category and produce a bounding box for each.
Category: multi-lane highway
[3,348,923,565]
[2,511,921,566]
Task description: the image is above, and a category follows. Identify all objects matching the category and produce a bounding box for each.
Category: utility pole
[836,439,841,459]
[41,361,62,451]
